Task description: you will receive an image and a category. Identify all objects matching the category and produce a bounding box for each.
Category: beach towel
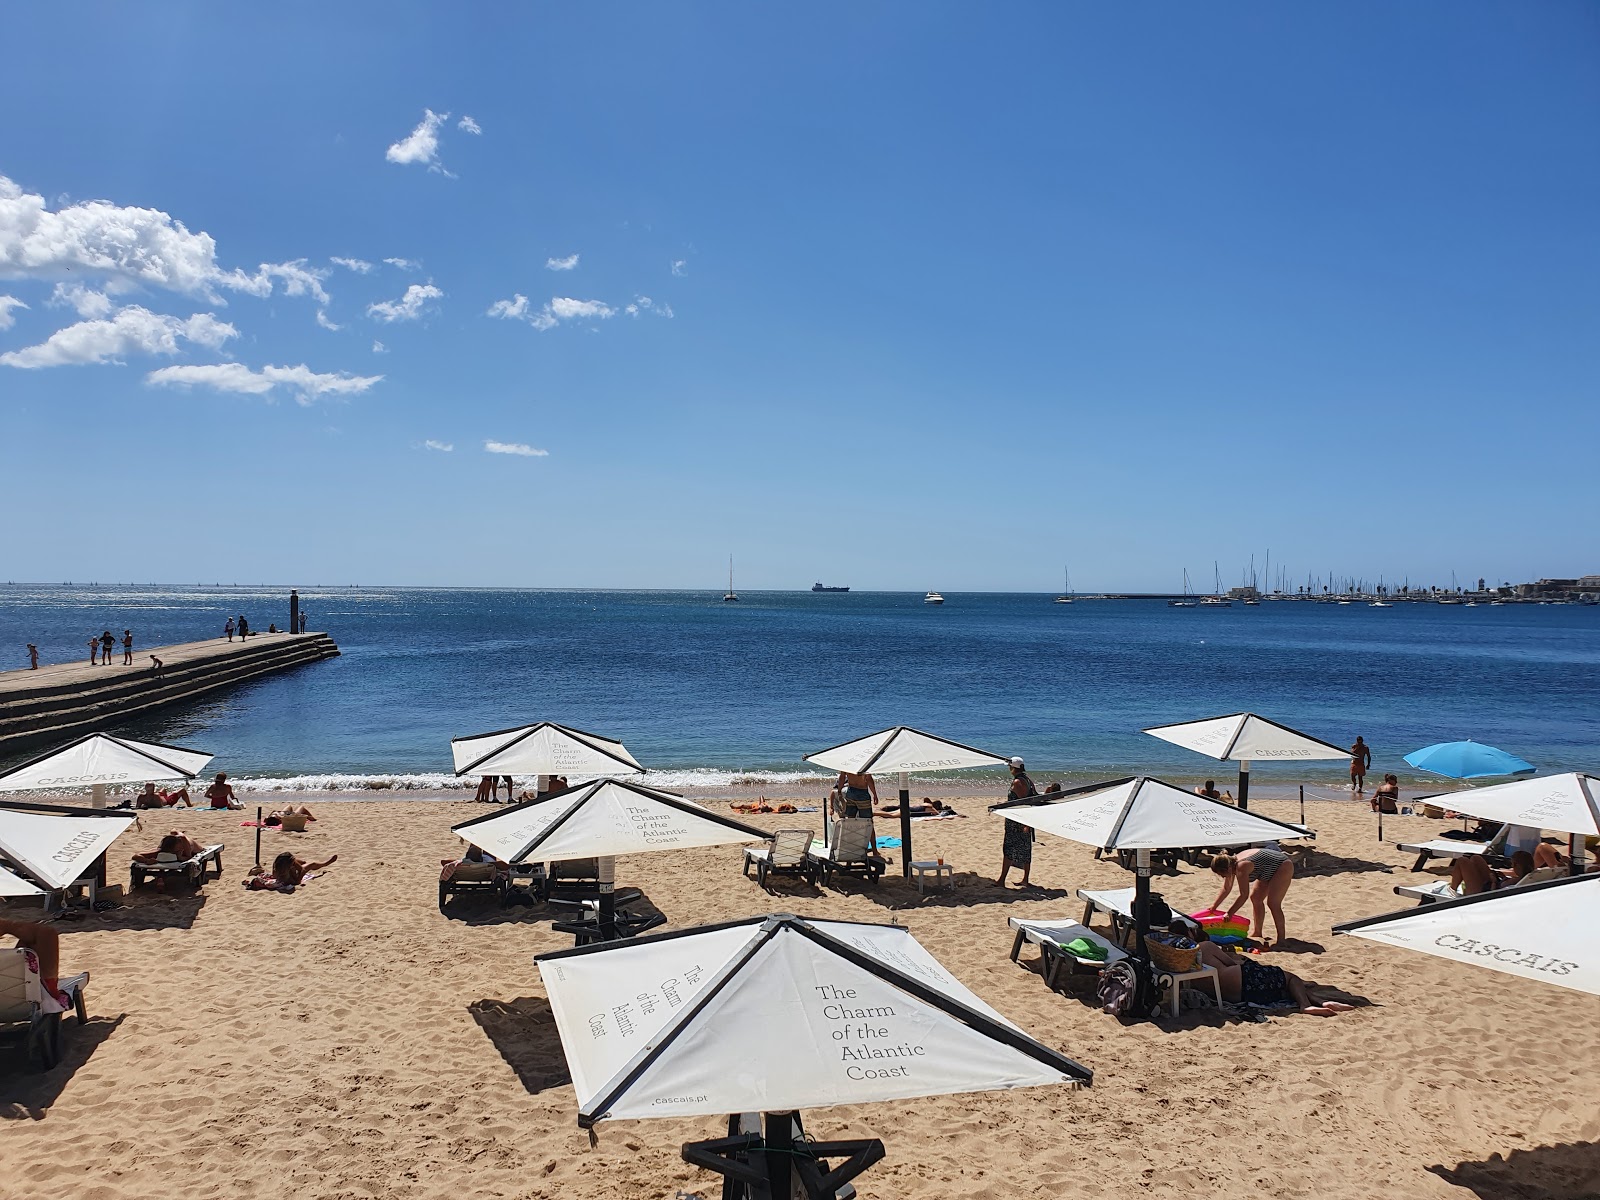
[875,836,903,849]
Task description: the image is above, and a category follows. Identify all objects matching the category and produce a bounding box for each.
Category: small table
[1159,965,1221,1016]
[909,860,953,895]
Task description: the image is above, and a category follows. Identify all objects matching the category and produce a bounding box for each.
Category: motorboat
[924,591,945,604]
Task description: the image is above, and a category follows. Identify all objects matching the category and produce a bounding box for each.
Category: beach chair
[1394,879,1456,905]
[1397,838,1492,872]
[129,844,224,891]
[1007,917,1127,990]
[742,829,816,888]
[807,818,885,888]
[438,860,508,910]
[1077,887,1138,939]
[0,946,88,1071]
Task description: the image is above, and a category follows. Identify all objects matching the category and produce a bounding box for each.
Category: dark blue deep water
[2,586,1597,794]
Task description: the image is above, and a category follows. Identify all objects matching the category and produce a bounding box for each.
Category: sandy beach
[2,793,1595,1200]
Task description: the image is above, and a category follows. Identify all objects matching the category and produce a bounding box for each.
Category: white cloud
[457,115,482,135]
[367,283,442,323]
[386,109,450,171]
[624,295,674,319]
[671,259,687,276]
[49,283,113,318]
[0,305,237,368]
[486,293,529,319]
[545,254,579,271]
[484,440,548,457]
[0,174,269,303]
[254,259,330,307]
[383,257,419,271]
[330,256,373,274]
[372,339,387,354]
[315,309,342,331]
[146,362,383,404]
[0,295,26,329]
[424,439,454,452]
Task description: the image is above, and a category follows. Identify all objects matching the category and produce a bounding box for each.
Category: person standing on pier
[299,611,307,634]
[225,617,235,642]
[27,644,38,669]
[122,630,133,665]
[238,615,249,639]
[100,630,115,665]
[88,634,99,665]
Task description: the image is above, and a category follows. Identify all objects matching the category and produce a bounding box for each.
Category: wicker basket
[1146,938,1201,974]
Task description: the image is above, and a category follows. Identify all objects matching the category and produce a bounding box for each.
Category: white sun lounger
[1397,839,1488,872]
[0,945,88,1071]
[1076,886,1137,935]
[1394,879,1457,904]
[742,829,816,887]
[130,844,224,890]
[1008,917,1127,989]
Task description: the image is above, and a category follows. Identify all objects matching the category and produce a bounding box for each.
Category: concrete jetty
[0,632,340,754]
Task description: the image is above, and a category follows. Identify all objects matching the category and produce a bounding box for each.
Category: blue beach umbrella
[1402,740,1535,781]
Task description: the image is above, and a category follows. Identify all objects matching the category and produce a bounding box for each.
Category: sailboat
[1054,566,1074,604]
[1199,561,1232,607]
[1168,569,1198,608]
[722,556,738,603]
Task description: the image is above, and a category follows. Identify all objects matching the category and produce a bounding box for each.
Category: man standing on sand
[27,644,38,669]
[1350,736,1372,793]
[122,630,133,665]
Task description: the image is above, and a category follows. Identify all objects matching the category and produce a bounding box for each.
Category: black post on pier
[289,590,300,635]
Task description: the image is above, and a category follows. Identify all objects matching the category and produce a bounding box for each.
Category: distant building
[1227,585,1260,600]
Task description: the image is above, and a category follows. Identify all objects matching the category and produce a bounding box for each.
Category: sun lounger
[1394,879,1457,904]
[438,859,508,909]
[130,844,224,890]
[1398,839,1489,872]
[0,946,88,1071]
[742,829,817,887]
[807,818,885,888]
[1076,886,1138,937]
[1008,917,1127,989]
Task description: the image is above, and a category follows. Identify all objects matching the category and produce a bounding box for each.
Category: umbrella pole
[1133,848,1152,957]
[1236,760,1250,811]
[255,807,262,866]
[1299,784,1305,827]
[898,771,911,880]
[598,856,616,940]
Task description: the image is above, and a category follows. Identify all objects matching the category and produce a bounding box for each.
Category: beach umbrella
[1142,711,1348,811]
[1333,874,1599,997]
[535,913,1090,1195]
[452,778,767,938]
[0,733,214,808]
[1406,772,1598,875]
[0,863,44,897]
[804,726,1007,878]
[450,721,645,788]
[1403,740,1535,780]
[994,776,1310,952]
[0,804,136,891]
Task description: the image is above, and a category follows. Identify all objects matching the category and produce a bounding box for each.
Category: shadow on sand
[470,996,571,1096]
[0,1014,126,1119]
[1428,1142,1600,1200]
[51,892,208,932]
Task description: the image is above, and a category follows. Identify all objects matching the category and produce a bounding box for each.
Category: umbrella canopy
[1406,772,1598,838]
[0,733,213,792]
[0,808,136,889]
[1333,874,1599,996]
[1143,712,1347,764]
[451,777,767,863]
[804,726,1007,776]
[1402,740,1536,780]
[450,721,644,779]
[536,913,1091,1126]
[995,776,1310,850]
[0,863,44,897]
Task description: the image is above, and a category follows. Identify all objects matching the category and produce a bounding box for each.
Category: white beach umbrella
[0,733,214,808]
[535,912,1089,1194]
[1333,874,1599,997]
[450,721,644,782]
[1142,712,1348,811]
[0,807,137,891]
[453,778,767,938]
[0,863,44,897]
[805,726,1007,878]
[995,776,1309,949]
[1413,772,1599,873]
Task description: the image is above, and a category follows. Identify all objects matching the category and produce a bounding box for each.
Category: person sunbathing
[1196,940,1354,1017]
[133,783,191,809]
[246,850,338,890]
[133,831,207,863]
[263,805,316,827]
[0,918,78,1008]
[440,842,510,880]
[1450,850,1535,894]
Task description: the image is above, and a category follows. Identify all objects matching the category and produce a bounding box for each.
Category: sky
[1,3,1596,592]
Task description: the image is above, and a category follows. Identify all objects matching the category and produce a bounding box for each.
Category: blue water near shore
[2,585,1597,794]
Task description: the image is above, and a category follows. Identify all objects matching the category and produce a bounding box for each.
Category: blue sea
[2,585,1597,796]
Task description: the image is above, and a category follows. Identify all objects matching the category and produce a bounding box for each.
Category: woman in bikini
[1210,845,1296,946]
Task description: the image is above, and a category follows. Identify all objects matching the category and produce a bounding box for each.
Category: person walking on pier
[122,630,133,665]
[238,615,249,640]
[26,644,38,669]
[100,630,115,665]
[225,617,235,642]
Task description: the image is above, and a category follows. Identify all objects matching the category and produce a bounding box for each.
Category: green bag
[1060,937,1107,961]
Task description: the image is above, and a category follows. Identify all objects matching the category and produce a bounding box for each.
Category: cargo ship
[811,583,850,592]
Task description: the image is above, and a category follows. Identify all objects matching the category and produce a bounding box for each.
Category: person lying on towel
[1190,934,1354,1017]
[245,850,338,891]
